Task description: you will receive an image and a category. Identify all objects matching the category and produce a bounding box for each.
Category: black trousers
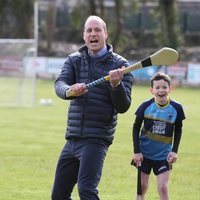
[51,138,109,200]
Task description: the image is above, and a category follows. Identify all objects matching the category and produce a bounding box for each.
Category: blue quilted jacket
[54,44,133,144]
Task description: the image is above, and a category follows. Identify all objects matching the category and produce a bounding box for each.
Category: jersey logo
[168,112,173,121]
[152,121,166,135]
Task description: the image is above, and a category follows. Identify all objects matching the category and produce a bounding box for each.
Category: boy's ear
[149,87,153,94]
[169,85,173,92]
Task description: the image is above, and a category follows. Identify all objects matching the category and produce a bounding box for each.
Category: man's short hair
[84,15,107,32]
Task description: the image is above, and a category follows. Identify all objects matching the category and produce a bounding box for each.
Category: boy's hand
[131,153,143,168]
[167,152,178,164]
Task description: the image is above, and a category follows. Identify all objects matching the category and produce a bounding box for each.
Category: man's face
[83,18,108,54]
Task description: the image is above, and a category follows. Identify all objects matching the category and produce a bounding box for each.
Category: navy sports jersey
[135,98,185,160]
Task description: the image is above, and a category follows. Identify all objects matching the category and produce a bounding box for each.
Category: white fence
[2,56,199,86]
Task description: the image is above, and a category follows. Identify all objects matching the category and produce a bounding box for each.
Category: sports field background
[0,79,199,200]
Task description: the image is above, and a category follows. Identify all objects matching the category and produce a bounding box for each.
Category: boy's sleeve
[172,104,185,153]
[172,120,183,153]
[132,116,143,153]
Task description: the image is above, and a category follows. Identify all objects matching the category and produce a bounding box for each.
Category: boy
[131,72,185,200]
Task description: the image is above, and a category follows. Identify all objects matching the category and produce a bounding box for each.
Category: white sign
[187,63,200,84]
[24,57,65,76]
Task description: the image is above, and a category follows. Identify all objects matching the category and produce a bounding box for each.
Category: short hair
[150,72,171,87]
[84,15,107,32]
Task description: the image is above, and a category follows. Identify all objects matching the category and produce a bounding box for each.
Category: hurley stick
[66,47,179,97]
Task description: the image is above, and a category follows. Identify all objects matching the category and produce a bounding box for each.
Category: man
[51,15,133,200]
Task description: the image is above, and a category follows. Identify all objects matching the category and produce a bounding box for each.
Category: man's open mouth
[90,39,98,43]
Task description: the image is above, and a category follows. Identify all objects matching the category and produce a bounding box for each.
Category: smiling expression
[150,79,171,105]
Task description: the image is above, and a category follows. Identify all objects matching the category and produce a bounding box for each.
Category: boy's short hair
[151,72,171,87]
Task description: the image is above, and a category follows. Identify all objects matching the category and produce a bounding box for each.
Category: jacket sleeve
[54,56,75,100]
[109,60,133,113]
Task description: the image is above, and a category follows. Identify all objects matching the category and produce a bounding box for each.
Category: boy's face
[150,79,171,105]
[83,18,108,54]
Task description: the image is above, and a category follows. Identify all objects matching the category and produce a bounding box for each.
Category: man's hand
[109,66,125,87]
[67,83,88,97]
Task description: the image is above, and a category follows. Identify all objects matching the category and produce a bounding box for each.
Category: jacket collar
[78,44,113,57]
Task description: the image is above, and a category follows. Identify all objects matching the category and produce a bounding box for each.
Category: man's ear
[105,31,108,40]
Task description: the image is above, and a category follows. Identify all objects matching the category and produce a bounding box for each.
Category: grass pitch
[0,80,199,200]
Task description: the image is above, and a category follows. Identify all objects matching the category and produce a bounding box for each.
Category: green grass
[0,80,199,200]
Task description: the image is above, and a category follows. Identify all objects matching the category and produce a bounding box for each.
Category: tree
[0,0,34,38]
[89,0,97,15]
[157,0,182,48]
[88,0,105,18]
[47,0,56,53]
[112,0,123,49]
